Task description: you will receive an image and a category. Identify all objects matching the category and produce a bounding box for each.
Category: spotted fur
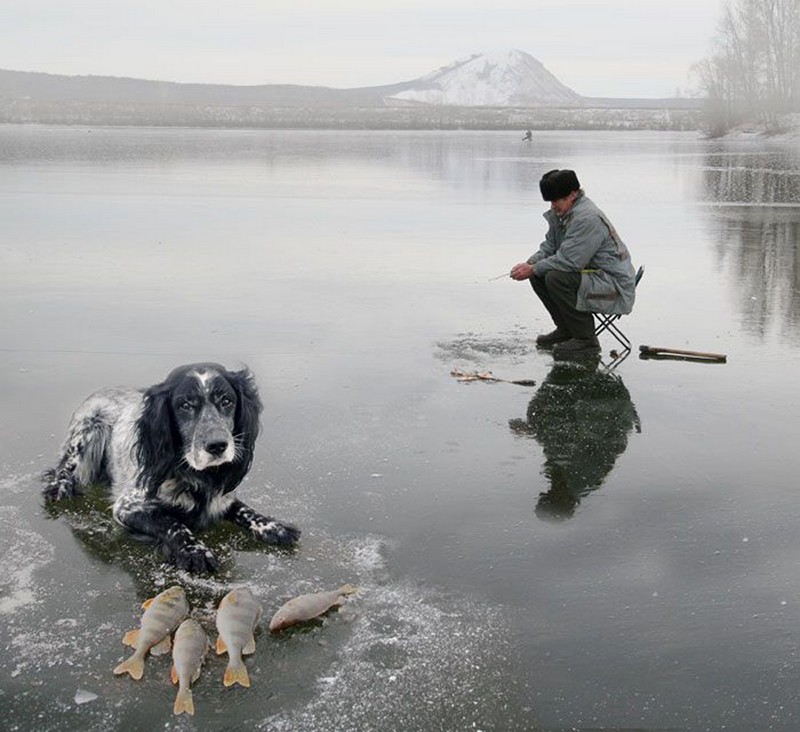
[43,363,300,573]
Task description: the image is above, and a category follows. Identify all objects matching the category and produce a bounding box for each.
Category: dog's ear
[223,367,263,491]
[135,384,177,496]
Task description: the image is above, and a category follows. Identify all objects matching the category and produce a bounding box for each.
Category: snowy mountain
[387,50,582,107]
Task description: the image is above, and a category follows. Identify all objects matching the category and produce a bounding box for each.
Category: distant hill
[388,50,582,107]
[0,68,399,108]
[0,51,702,130]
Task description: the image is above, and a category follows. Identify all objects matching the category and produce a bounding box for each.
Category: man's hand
[510,262,535,280]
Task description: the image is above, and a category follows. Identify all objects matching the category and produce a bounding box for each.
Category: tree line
[693,0,799,135]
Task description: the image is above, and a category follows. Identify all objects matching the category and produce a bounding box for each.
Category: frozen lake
[1,125,800,731]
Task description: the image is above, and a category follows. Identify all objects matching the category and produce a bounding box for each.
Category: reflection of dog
[43,363,299,572]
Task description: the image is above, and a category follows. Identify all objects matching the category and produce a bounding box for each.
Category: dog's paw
[41,469,83,501]
[251,519,301,547]
[165,540,221,574]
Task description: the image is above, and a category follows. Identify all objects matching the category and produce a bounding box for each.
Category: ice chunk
[74,689,98,705]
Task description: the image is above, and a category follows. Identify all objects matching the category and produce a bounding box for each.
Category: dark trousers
[530,270,595,340]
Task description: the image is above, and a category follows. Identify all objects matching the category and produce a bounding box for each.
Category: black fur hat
[539,169,580,201]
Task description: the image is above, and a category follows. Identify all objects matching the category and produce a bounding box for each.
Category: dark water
[1,126,799,731]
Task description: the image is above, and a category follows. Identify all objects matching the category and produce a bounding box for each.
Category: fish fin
[215,636,227,655]
[113,655,145,680]
[242,635,256,655]
[191,667,202,684]
[122,629,139,647]
[223,662,250,688]
[170,665,178,685]
[173,688,195,716]
[141,597,154,610]
[150,635,171,656]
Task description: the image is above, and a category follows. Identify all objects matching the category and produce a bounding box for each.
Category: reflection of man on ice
[522,129,533,141]
[509,361,640,521]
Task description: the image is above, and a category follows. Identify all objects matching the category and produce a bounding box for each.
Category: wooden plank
[639,345,727,363]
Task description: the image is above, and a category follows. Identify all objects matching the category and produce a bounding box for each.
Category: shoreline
[713,113,800,140]
[0,103,701,132]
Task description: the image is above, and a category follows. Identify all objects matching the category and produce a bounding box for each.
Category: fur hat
[539,169,580,201]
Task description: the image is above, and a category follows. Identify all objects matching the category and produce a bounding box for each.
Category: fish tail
[223,660,250,688]
[113,654,145,680]
[173,687,195,716]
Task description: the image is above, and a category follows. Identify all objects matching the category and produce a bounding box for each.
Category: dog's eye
[179,401,194,413]
[220,396,233,409]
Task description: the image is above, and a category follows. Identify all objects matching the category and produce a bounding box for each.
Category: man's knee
[544,270,580,290]
[542,270,580,302]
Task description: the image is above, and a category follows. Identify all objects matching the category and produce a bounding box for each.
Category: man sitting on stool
[510,169,637,359]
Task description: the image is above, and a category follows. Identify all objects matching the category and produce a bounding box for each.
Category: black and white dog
[43,363,300,573]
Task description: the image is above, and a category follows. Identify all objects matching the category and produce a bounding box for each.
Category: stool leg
[593,314,630,350]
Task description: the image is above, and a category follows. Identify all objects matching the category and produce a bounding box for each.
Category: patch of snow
[0,506,55,615]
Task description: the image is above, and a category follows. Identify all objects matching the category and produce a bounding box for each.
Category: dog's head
[136,363,263,496]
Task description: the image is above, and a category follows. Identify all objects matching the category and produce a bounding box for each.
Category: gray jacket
[527,192,636,315]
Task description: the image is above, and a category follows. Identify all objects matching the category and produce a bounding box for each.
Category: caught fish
[114,585,189,680]
[171,618,209,716]
[215,586,262,688]
[268,584,358,633]
[450,368,536,387]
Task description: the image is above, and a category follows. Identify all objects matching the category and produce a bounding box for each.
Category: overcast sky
[3,0,724,98]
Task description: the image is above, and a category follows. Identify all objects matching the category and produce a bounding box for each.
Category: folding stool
[593,265,645,356]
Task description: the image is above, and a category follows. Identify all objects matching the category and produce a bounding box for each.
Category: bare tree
[694,0,799,134]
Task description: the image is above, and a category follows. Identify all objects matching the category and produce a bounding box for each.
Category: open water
[1,125,799,731]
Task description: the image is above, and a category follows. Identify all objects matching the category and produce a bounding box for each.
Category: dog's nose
[205,440,229,457]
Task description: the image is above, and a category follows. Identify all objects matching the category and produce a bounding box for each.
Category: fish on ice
[215,586,262,688]
[113,585,189,680]
[171,618,209,716]
[268,584,358,633]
